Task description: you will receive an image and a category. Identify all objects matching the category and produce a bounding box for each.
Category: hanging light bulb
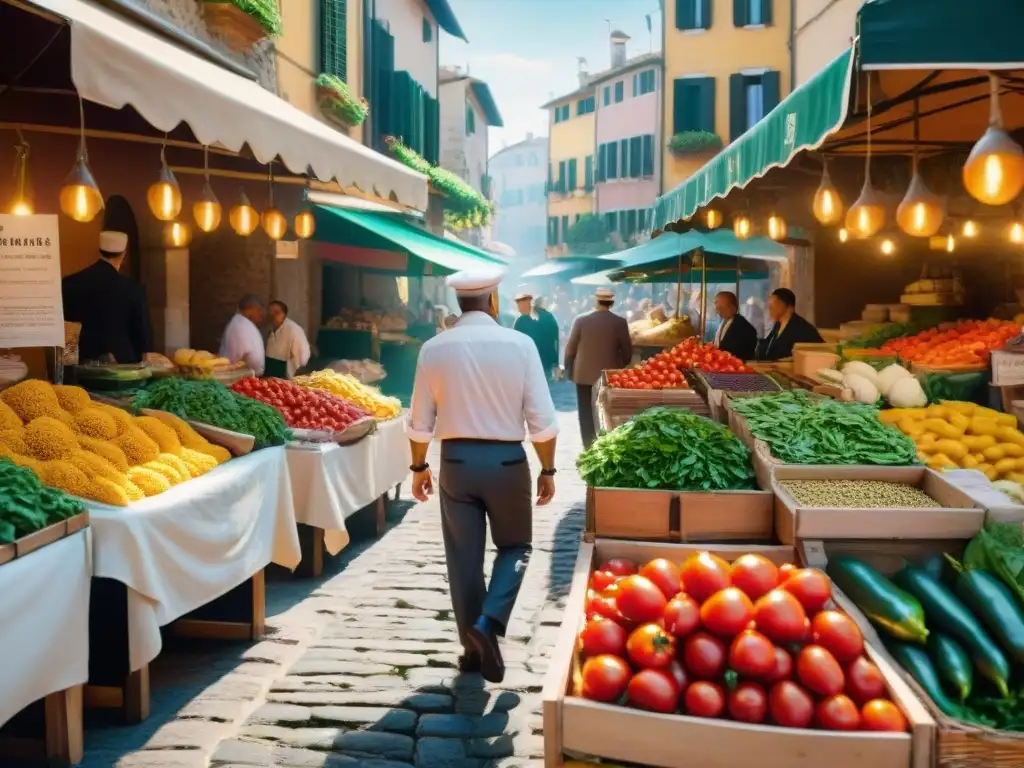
[812,160,843,225]
[897,164,944,237]
[964,74,1024,206]
[147,139,182,221]
[7,138,32,215]
[879,237,896,256]
[229,191,258,236]
[1009,222,1024,244]
[838,228,849,243]
[294,184,316,239]
[704,208,723,230]
[944,234,956,253]
[192,147,222,232]
[766,213,787,241]
[962,220,980,238]
[59,96,103,222]
[164,221,192,248]
[260,164,288,241]
[733,213,752,240]
[846,77,887,238]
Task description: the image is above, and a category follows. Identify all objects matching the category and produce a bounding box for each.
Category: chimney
[610,30,630,68]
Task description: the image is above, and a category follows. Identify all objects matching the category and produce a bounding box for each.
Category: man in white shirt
[265,300,311,378]
[219,294,266,375]
[408,267,558,684]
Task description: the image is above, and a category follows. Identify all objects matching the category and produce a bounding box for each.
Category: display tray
[140,408,255,456]
[0,512,90,564]
[598,370,711,423]
[772,465,982,544]
[290,416,378,446]
[542,538,933,768]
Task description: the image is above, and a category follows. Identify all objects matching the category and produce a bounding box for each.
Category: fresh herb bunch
[206,0,282,36]
[577,407,755,491]
[0,459,83,544]
[730,391,919,466]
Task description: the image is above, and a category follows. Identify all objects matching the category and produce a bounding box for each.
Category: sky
[439,0,663,153]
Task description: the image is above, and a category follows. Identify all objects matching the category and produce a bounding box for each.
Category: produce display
[779,480,941,509]
[326,358,386,384]
[133,377,292,448]
[172,348,235,370]
[881,319,1018,368]
[701,372,780,393]
[0,380,230,506]
[880,401,1024,479]
[0,458,85,543]
[730,391,919,466]
[606,359,689,390]
[818,361,927,407]
[672,337,754,373]
[844,323,927,350]
[632,315,698,347]
[577,408,755,491]
[230,377,367,432]
[74,362,151,391]
[577,551,907,731]
[830,523,1024,730]
[294,369,401,420]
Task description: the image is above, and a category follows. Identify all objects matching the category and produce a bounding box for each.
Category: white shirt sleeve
[406,351,437,444]
[245,330,265,376]
[522,342,559,443]
[291,322,311,373]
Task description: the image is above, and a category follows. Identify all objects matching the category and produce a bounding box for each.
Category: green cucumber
[954,569,1024,667]
[920,553,958,588]
[885,639,962,717]
[827,557,928,643]
[927,634,973,703]
[891,565,1010,697]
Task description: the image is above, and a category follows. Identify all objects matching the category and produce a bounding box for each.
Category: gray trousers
[439,440,533,645]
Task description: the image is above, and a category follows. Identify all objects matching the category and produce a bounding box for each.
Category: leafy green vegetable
[843,322,928,349]
[964,523,1024,607]
[922,372,988,405]
[730,390,918,466]
[576,407,755,491]
[0,459,84,544]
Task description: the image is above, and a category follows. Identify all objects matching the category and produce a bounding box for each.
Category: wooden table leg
[295,524,324,578]
[393,482,401,501]
[251,568,266,640]
[44,685,83,765]
[375,495,386,537]
[124,666,150,724]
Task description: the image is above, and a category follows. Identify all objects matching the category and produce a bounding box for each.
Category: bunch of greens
[133,378,291,448]
[964,523,1024,606]
[0,459,83,544]
[730,390,918,465]
[577,407,755,491]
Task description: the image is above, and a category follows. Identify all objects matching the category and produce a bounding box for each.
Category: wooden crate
[772,465,983,544]
[2,511,90,564]
[586,487,774,542]
[542,538,934,768]
[598,370,711,426]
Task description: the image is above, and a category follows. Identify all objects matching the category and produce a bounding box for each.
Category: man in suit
[564,287,633,449]
[713,291,758,361]
[533,297,561,380]
[62,230,150,364]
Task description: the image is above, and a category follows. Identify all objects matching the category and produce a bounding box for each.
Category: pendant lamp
[229,191,258,236]
[879,237,896,256]
[164,221,192,248]
[962,220,980,238]
[838,228,849,243]
[766,213,787,241]
[963,74,1024,206]
[7,137,32,216]
[733,213,752,240]
[846,77,887,238]
[294,186,316,240]
[703,208,723,230]
[812,159,843,225]
[193,146,222,233]
[896,102,944,237]
[59,96,103,222]
[147,137,182,221]
[261,165,287,241]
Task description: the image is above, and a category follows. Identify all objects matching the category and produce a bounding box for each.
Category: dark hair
[772,288,796,308]
[716,291,738,308]
[238,294,264,312]
[457,295,491,313]
[597,299,615,309]
[269,300,288,315]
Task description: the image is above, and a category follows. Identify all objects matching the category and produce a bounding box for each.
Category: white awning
[27,0,429,211]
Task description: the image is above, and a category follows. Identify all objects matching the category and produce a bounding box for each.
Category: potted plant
[201,0,282,52]
[668,130,724,158]
[316,74,369,129]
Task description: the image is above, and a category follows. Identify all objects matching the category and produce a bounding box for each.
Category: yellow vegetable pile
[294,369,401,419]
[881,401,1024,481]
[0,380,231,506]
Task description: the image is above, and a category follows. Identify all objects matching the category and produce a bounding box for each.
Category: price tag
[944,468,1020,508]
[802,540,827,567]
[992,350,1024,386]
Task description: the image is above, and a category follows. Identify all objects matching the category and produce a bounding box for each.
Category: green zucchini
[920,553,958,588]
[927,634,973,703]
[954,569,1024,667]
[827,557,928,643]
[891,565,1010,698]
[885,639,963,717]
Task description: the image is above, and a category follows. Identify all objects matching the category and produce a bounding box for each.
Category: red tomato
[580,655,632,702]
[845,657,887,705]
[665,658,689,694]
[860,699,908,732]
[600,558,638,577]
[680,552,732,603]
[796,645,845,697]
[590,570,618,592]
[768,681,815,728]
[663,593,700,638]
[782,569,832,614]
[753,589,809,643]
[727,682,768,724]
[615,575,668,624]
[626,623,676,669]
[682,632,727,680]
[778,563,798,582]
[812,610,864,662]
[585,591,623,624]
[699,587,754,638]
[729,554,780,601]
[639,558,683,600]
[578,618,627,657]
[684,681,726,718]
[816,694,862,731]
[728,630,776,678]
[626,669,679,714]
[764,646,794,683]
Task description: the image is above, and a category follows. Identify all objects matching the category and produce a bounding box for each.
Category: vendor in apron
[265,300,311,379]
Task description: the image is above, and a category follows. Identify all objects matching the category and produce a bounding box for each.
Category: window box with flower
[668,130,724,158]
[200,0,282,51]
[316,74,369,129]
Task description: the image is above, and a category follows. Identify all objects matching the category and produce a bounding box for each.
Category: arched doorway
[102,195,141,283]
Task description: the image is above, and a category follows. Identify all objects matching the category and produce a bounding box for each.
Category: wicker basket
[202,2,268,51]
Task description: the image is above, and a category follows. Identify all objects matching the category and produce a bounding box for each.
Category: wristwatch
[410,463,429,472]
[540,467,557,477]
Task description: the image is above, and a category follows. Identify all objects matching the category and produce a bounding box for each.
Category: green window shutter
[762,0,773,25]
[697,77,716,133]
[629,137,642,179]
[676,0,695,29]
[557,160,566,192]
[672,79,689,133]
[626,210,638,238]
[603,86,611,106]
[321,0,347,81]
[547,163,554,192]
[729,73,747,141]
[584,155,594,191]
[620,139,629,176]
[632,73,639,96]
[422,17,432,42]
[762,69,781,113]
[701,0,712,28]
[568,158,578,190]
[424,94,439,163]
[466,104,475,135]
[642,134,655,176]
[614,81,624,103]
[560,215,569,242]
[733,0,749,26]
[597,144,607,181]
[607,142,618,179]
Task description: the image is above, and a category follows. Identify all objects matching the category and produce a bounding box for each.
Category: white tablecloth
[286,417,410,555]
[0,529,91,726]
[87,447,300,671]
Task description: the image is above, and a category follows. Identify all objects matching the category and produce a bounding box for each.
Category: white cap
[595,287,615,301]
[446,266,507,297]
[100,231,128,254]
[514,291,533,301]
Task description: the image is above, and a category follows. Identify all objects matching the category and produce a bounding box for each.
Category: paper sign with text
[992,350,1024,386]
[0,215,64,348]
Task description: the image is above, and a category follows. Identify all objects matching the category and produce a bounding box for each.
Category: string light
[879,238,896,256]
[164,221,192,248]
[962,220,980,238]
[838,228,849,243]
[704,208,723,230]
[1009,222,1024,244]
[766,213,787,241]
[733,214,752,240]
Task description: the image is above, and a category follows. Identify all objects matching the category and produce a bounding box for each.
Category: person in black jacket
[62,230,150,363]
[756,288,823,361]
[712,291,757,361]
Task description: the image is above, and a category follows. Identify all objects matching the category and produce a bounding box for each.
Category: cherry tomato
[816,694,861,731]
[663,593,701,638]
[768,680,815,728]
[797,645,845,697]
[778,563,798,582]
[727,681,768,724]
[700,587,754,638]
[639,558,684,600]
[680,552,732,603]
[590,570,618,592]
[729,554,780,601]
[845,657,887,705]
[763,646,794,683]
[626,668,679,713]
[578,618,627,657]
[580,655,632,702]
[614,575,668,624]
[585,591,622,623]
[812,610,864,663]
[782,569,832,614]
[600,558,638,577]
[684,681,726,718]
[860,699,908,732]
[728,630,776,678]
[682,631,726,680]
[753,589,809,644]
[626,623,676,669]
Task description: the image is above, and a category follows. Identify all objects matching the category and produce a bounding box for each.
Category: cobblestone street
[78,384,585,768]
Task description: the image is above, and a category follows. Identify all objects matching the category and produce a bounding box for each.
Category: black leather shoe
[465,625,505,683]
[458,652,482,674]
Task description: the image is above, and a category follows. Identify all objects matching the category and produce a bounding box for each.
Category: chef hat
[99,231,128,254]
[446,267,507,297]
